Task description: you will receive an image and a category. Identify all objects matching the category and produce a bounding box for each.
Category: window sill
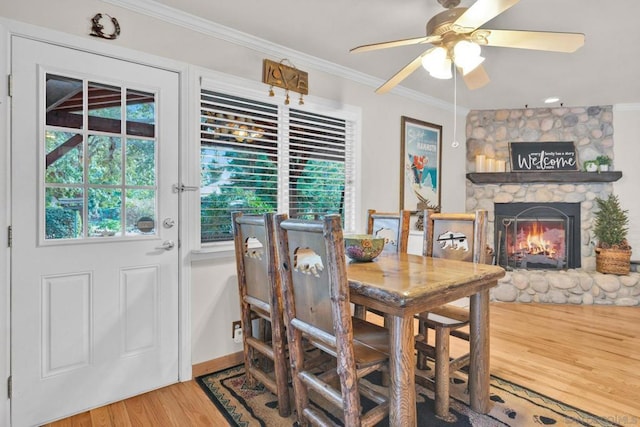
[190,242,235,261]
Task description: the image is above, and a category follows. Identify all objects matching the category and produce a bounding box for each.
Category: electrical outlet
[233,327,243,343]
[232,320,242,343]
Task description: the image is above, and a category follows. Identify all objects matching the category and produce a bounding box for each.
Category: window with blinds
[200,90,354,243]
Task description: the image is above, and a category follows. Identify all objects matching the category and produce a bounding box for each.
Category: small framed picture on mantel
[509,141,578,172]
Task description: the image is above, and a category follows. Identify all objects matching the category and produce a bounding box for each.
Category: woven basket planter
[595,247,632,275]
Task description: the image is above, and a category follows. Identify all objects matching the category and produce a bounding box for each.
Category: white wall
[613,106,640,255]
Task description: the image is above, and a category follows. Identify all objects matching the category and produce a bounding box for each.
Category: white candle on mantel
[495,159,506,173]
[485,158,495,172]
[475,155,486,172]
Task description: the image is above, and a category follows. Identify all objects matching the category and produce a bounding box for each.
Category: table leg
[388,314,417,426]
[469,288,491,413]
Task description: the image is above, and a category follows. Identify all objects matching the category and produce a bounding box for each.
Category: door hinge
[7,74,12,97]
[172,184,199,193]
[7,226,11,248]
[7,376,11,399]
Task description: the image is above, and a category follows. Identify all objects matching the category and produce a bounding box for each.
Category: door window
[44,74,157,241]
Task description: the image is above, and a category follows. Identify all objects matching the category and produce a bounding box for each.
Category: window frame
[195,72,361,251]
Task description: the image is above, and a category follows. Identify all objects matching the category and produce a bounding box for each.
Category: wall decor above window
[90,13,121,40]
[262,59,308,105]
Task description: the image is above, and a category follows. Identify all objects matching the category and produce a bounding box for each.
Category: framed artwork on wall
[400,116,442,210]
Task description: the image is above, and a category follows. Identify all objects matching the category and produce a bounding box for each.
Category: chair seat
[352,317,389,364]
[417,304,469,328]
[307,317,389,368]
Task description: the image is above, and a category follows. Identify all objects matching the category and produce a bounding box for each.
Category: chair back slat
[423,209,488,264]
[367,209,412,254]
[235,218,272,304]
[276,216,346,337]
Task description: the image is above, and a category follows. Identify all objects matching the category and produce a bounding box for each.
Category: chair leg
[434,325,456,422]
[271,320,291,417]
[353,303,366,319]
[416,320,429,370]
[240,305,257,388]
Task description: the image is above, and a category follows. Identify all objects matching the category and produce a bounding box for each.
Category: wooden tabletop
[347,253,506,316]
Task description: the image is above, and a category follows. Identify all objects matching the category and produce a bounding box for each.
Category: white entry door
[10,36,180,426]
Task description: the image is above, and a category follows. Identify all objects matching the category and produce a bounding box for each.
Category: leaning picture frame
[400,116,442,210]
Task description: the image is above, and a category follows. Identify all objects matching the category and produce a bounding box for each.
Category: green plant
[596,155,612,166]
[593,194,630,249]
[46,207,81,239]
[583,160,598,171]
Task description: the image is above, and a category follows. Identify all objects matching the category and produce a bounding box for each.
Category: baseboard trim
[192,351,244,378]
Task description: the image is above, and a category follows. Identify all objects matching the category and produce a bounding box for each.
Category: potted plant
[593,194,632,274]
[596,155,612,172]
[583,159,598,172]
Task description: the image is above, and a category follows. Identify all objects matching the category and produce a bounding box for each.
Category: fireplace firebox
[495,203,581,270]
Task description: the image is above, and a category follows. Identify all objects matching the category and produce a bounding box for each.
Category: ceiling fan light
[429,58,453,79]
[460,55,485,75]
[453,40,482,70]
[421,47,448,72]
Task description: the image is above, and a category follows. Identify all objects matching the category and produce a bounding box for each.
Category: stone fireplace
[466,106,640,306]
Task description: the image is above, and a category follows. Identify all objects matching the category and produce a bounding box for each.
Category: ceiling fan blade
[350,35,441,53]
[375,52,428,94]
[477,29,585,52]
[452,0,520,33]
[461,64,490,90]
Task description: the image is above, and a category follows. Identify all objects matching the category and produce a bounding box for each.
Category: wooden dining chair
[231,211,291,417]
[414,209,488,421]
[275,213,390,427]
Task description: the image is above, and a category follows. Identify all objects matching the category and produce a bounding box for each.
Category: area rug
[196,365,621,427]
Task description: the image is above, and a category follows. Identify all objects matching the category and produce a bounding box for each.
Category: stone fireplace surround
[466,106,640,306]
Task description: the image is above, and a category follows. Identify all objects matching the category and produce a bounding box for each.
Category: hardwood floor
[45,302,640,426]
[487,302,640,425]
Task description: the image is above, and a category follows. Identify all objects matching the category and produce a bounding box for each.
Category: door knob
[155,240,175,250]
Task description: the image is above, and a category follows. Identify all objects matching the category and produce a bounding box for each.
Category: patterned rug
[196,365,621,427]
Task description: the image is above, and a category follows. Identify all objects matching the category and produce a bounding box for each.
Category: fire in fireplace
[495,203,581,270]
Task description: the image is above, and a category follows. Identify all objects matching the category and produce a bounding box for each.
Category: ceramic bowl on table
[343,234,385,262]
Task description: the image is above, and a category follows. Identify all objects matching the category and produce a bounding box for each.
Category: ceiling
[152,0,640,110]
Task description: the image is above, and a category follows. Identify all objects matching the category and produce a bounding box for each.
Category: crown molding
[101,0,464,114]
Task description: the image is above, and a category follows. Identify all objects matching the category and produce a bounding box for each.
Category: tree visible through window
[200,90,354,243]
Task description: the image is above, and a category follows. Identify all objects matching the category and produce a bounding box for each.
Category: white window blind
[200,89,355,243]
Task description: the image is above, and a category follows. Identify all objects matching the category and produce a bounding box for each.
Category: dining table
[347,252,506,426]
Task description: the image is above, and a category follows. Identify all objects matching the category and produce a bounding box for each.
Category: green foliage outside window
[46,207,81,239]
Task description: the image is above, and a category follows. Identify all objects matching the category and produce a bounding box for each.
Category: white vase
[599,164,609,172]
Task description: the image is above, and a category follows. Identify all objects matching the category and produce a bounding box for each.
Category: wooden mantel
[466,171,622,184]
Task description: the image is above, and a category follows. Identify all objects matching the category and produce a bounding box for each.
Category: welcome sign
[509,141,578,171]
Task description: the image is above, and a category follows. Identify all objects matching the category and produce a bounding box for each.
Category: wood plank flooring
[487,302,640,424]
[44,302,640,426]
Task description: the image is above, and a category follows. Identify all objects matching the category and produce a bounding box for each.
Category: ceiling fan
[350,0,585,93]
